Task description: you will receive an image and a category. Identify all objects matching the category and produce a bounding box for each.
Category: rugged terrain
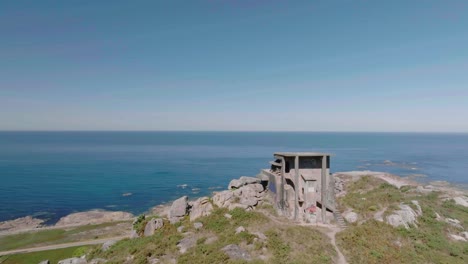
[1,171,467,264]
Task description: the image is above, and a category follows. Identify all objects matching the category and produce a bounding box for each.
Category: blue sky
[1,0,467,132]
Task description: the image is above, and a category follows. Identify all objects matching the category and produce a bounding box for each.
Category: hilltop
[0,171,467,264]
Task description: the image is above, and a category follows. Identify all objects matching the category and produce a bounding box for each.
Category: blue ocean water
[0,131,467,223]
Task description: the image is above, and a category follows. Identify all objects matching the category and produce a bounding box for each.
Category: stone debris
[38,260,50,264]
[177,226,185,233]
[221,244,251,261]
[144,218,164,237]
[189,197,213,221]
[224,213,232,219]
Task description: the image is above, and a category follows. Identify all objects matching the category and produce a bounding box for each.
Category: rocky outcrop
[169,196,189,223]
[386,202,422,229]
[0,216,44,233]
[213,190,234,208]
[55,210,133,227]
[144,218,164,237]
[213,176,267,210]
[453,196,468,207]
[189,197,213,221]
[221,244,251,261]
[228,176,261,189]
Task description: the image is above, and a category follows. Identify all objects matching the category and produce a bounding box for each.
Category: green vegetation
[0,246,94,264]
[133,214,147,235]
[339,176,404,217]
[85,207,336,264]
[0,221,131,251]
[337,176,468,264]
[266,226,335,264]
[87,219,182,263]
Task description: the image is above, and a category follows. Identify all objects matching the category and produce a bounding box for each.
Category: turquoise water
[0,131,467,223]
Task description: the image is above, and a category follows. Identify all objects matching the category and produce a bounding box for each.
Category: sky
[1,0,468,132]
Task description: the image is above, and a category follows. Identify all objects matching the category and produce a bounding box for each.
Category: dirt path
[0,235,128,256]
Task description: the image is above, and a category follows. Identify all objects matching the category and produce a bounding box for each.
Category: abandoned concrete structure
[259,152,335,223]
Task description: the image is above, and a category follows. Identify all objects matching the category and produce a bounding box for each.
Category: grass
[87,219,183,264]
[339,176,404,217]
[266,226,336,264]
[336,177,468,264]
[0,221,130,251]
[0,246,94,264]
[85,207,336,263]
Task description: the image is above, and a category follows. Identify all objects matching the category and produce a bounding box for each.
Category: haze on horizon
[1,1,468,132]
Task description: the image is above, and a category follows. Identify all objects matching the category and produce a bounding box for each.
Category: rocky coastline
[1,171,468,263]
[1,171,466,235]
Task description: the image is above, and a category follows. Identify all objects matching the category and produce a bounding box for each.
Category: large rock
[221,244,251,260]
[144,218,164,237]
[386,204,421,229]
[213,190,234,208]
[177,237,196,253]
[169,196,188,223]
[57,258,87,264]
[190,197,213,221]
[453,196,468,207]
[228,176,261,189]
[55,210,133,226]
[343,211,358,223]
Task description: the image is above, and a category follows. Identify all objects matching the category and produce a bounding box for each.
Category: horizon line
[0,130,467,134]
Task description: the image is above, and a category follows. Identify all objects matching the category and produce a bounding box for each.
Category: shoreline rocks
[55,210,134,227]
[0,216,44,234]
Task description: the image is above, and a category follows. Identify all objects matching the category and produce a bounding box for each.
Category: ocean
[0,131,467,223]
